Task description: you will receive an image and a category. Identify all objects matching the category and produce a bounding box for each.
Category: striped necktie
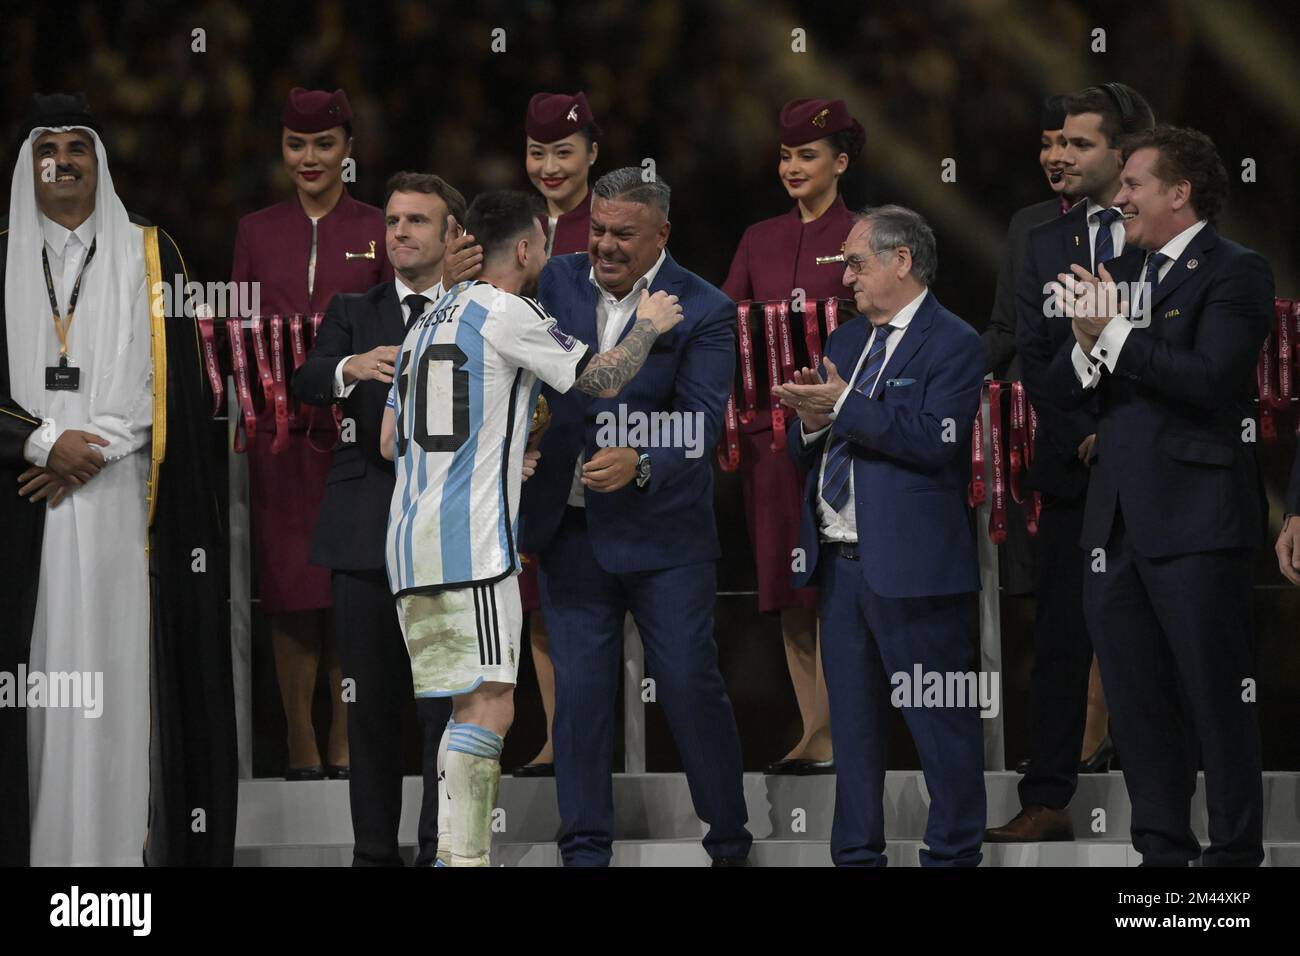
[819,325,895,513]
[1092,207,1123,268]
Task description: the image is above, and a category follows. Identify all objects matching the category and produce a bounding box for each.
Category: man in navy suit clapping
[1047,126,1272,866]
[774,205,987,866]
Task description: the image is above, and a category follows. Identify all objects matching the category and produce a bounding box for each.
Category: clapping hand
[771,356,848,432]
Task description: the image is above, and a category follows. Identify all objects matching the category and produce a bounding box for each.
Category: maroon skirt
[739,419,819,614]
[248,426,334,614]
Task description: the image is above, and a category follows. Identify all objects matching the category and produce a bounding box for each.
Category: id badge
[46,364,81,390]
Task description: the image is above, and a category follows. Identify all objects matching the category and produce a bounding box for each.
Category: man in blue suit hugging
[518,168,751,867]
[774,205,987,866]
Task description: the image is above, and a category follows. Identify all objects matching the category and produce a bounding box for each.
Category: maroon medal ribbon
[270,315,289,453]
[763,303,786,452]
[197,310,223,417]
[717,392,741,472]
[967,385,985,508]
[736,300,757,424]
[987,381,1007,544]
[802,299,823,373]
[227,318,257,453]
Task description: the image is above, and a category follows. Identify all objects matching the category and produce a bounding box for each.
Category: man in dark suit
[981,94,1076,604]
[773,205,986,866]
[292,172,464,865]
[989,84,1154,842]
[1046,125,1271,866]
[518,167,751,866]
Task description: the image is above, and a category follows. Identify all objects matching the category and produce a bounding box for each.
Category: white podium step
[233,771,1300,866]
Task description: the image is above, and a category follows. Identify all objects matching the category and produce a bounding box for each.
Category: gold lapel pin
[346,240,377,260]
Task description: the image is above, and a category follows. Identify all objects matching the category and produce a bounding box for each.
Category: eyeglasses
[829,244,899,275]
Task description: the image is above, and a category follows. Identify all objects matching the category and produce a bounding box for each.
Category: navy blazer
[789,291,984,599]
[1016,202,1143,501]
[292,280,404,571]
[1048,224,1273,557]
[983,196,1065,378]
[519,251,735,573]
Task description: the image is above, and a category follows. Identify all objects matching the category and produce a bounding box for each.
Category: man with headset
[987,83,1155,843]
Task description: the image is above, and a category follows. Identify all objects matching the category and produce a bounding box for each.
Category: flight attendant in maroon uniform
[722,98,863,774]
[513,91,601,777]
[231,87,392,779]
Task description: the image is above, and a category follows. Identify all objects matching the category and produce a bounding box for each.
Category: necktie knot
[404,293,429,328]
[1095,207,1123,227]
[1092,208,1123,266]
[1144,252,1171,286]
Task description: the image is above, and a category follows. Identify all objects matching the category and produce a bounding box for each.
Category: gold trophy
[527,393,551,451]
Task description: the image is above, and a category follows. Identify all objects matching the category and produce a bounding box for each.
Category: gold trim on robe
[142,225,167,530]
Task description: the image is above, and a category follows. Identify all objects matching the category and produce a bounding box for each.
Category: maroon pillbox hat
[778,98,864,157]
[525,91,602,143]
[281,87,353,134]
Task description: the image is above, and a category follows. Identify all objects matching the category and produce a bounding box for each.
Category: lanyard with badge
[42,237,96,390]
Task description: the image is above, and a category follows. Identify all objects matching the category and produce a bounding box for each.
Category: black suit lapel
[376,282,404,343]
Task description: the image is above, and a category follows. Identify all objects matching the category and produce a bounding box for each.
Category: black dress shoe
[793,759,835,775]
[1078,735,1115,773]
[513,762,555,777]
[764,758,802,774]
[710,856,752,867]
[1015,756,1031,774]
[285,765,326,781]
[324,764,350,780]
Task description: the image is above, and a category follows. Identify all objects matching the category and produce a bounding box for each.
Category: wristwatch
[634,451,652,490]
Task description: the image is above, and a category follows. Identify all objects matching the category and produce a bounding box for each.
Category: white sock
[445,723,504,867]
[435,720,452,866]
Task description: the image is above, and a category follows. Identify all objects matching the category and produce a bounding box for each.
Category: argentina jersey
[385,280,591,596]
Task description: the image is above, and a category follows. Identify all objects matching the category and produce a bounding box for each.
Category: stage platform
[234,771,1300,866]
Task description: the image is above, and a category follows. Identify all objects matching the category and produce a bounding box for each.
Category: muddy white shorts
[397,576,522,697]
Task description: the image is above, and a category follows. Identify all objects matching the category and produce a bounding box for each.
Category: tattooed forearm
[574,317,661,397]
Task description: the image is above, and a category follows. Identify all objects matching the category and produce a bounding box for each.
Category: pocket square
[885,378,916,387]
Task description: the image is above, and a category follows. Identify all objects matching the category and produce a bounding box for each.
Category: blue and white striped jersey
[385,280,590,596]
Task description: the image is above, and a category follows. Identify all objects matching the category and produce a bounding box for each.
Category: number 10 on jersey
[396,343,472,456]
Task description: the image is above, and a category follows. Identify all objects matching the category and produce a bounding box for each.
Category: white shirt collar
[877,287,927,334]
[1154,219,1207,263]
[394,276,444,304]
[40,210,96,256]
[588,249,668,305]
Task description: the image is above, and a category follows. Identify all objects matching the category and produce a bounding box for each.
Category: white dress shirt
[1071,219,1208,389]
[803,287,927,543]
[333,277,443,398]
[567,249,668,507]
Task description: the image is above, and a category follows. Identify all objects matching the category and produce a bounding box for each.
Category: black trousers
[1018,495,1094,811]
[331,569,450,866]
[1085,514,1263,866]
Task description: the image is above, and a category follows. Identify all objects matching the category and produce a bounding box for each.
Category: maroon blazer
[722,194,856,433]
[232,189,392,432]
[541,189,592,256]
